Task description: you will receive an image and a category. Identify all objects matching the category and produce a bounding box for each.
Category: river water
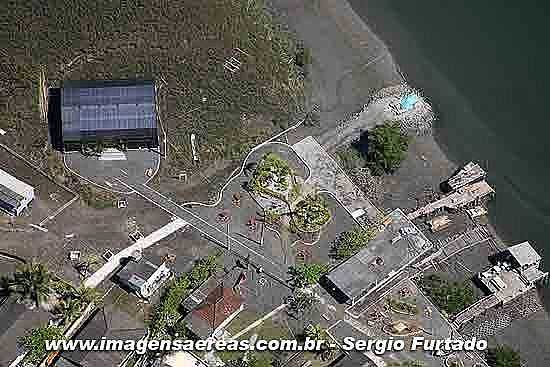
[348,0,550,268]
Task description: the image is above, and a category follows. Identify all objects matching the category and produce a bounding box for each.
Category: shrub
[20,326,64,364]
[366,122,409,175]
[418,274,475,316]
[331,226,377,260]
[289,263,330,288]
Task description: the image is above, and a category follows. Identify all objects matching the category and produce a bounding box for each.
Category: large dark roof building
[322,209,432,305]
[60,80,158,151]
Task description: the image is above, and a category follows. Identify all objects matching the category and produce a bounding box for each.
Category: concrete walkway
[292,136,380,221]
[83,218,189,288]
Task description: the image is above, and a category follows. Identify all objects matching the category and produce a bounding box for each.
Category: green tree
[292,194,331,232]
[9,263,54,308]
[332,226,377,260]
[289,263,329,288]
[304,324,327,341]
[287,289,319,317]
[20,326,64,364]
[188,254,220,288]
[486,345,521,367]
[366,122,409,175]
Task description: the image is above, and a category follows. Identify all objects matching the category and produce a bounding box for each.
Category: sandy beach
[267,0,461,215]
[266,1,550,365]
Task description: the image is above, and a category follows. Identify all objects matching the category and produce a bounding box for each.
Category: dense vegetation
[418,274,475,316]
[331,226,377,260]
[292,194,330,233]
[487,345,521,367]
[20,326,64,364]
[1,0,307,179]
[366,122,410,175]
[148,254,220,338]
[289,263,330,288]
[249,153,292,195]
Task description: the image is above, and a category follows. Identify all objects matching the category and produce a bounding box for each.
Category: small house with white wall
[0,168,34,216]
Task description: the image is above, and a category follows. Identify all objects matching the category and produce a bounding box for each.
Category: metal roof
[61,80,156,141]
[0,168,34,212]
[326,209,432,302]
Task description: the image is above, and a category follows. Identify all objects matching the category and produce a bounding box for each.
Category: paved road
[117,180,289,280]
[83,218,189,288]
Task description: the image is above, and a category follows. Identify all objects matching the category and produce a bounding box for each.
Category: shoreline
[269,0,550,321]
[269,1,502,236]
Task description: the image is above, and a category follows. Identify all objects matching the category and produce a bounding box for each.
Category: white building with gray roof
[0,168,34,216]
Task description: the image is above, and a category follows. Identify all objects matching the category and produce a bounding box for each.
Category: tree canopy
[331,226,377,260]
[20,326,64,364]
[487,345,521,367]
[292,194,331,232]
[289,263,330,288]
[365,122,409,175]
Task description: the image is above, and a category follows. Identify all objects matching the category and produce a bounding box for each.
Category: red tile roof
[192,286,244,330]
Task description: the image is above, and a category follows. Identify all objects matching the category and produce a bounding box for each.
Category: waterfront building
[478,241,547,304]
[322,209,433,305]
[445,162,486,192]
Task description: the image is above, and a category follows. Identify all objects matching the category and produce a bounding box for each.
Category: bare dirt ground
[0,192,172,286]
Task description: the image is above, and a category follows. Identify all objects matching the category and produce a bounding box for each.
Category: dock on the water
[446,162,486,192]
[408,180,494,220]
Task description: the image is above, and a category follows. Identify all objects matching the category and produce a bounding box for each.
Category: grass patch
[1,0,307,197]
[225,310,261,336]
[417,274,475,316]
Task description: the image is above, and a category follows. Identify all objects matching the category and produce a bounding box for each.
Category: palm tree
[10,263,53,309]
[57,297,82,323]
[55,286,99,324]
[73,286,100,304]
